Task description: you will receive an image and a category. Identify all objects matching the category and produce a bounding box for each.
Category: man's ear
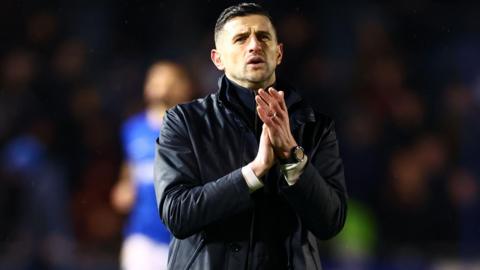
[276,43,284,65]
[211,49,225,71]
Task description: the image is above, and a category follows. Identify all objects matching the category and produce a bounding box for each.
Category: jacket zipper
[245,89,260,270]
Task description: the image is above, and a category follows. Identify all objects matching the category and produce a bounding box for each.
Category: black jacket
[154,76,347,270]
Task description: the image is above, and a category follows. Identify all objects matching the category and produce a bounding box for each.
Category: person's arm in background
[110,119,137,215]
[111,162,135,214]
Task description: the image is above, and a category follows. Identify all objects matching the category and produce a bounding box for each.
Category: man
[111,61,194,270]
[154,3,347,269]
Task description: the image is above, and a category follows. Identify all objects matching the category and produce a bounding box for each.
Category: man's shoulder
[295,105,336,135]
[309,110,338,141]
[166,93,218,120]
[290,96,335,129]
[312,110,335,126]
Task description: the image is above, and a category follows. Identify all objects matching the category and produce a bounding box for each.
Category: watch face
[294,146,304,161]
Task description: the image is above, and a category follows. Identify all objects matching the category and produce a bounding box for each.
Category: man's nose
[247,36,262,53]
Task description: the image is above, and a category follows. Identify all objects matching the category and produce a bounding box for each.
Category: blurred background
[1,0,479,269]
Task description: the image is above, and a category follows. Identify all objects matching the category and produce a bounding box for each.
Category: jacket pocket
[184,237,205,270]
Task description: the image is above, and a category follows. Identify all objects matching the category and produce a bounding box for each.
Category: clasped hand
[249,87,297,178]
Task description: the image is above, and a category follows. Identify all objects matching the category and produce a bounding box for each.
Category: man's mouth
[246,56,265,66]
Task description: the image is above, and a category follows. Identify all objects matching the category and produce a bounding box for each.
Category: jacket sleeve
[280,118,347,240]
[154,108,253,239]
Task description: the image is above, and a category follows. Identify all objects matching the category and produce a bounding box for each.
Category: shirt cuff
[280,156,308,186]
[241,164,264,192]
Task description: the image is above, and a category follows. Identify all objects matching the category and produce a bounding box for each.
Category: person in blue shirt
[111,61,195,270]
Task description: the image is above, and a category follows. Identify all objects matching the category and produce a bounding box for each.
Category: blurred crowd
[1,1,480,269]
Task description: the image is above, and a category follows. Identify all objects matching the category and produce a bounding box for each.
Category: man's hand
[256,87,297,159]
[249,124,275,178]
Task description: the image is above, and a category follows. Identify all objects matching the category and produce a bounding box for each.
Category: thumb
[259,124,269,146]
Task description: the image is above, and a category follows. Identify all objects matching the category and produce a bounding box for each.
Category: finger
[259,124,266,141]
[269,88,287,112]
[257,94,283,120]
[258,105,281,126]
[255,88,264,96]
[269,102,284,118]
[260,124,269,143]
[270,113,283,125]
[262,124,274,146]
[263,123,270,134]
[258,88,275,106]
[257,106,275,126]
[257,105,270,122]
[255,95,270,113]
[278,91,287,111]
[268,88,283,103]
[268,87,279,99]
[265,88,285,113]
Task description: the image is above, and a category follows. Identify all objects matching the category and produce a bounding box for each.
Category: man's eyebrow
[232,30,272,39]
[255,30,272,37]
[232,31,250,39]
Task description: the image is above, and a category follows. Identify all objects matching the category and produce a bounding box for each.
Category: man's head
[143,61,193,110]
[211,3,283,90]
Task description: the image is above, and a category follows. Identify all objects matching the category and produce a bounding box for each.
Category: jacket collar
[217,75,304,111]
[216,74,315,127]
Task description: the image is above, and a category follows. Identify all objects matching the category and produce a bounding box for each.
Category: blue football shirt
[121,112,170,244]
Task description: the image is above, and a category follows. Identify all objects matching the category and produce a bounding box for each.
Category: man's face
[144,64,192,108]
[211,14,283,89]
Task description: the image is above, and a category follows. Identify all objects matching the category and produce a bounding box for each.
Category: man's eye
[235,37,246,43]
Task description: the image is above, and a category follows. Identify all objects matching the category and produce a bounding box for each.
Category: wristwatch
[280,145,305,164]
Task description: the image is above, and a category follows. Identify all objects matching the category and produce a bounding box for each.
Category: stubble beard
[244,66,275,88]
[227,65,276,90]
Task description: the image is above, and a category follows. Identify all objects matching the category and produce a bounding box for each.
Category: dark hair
[214,3,275,44]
